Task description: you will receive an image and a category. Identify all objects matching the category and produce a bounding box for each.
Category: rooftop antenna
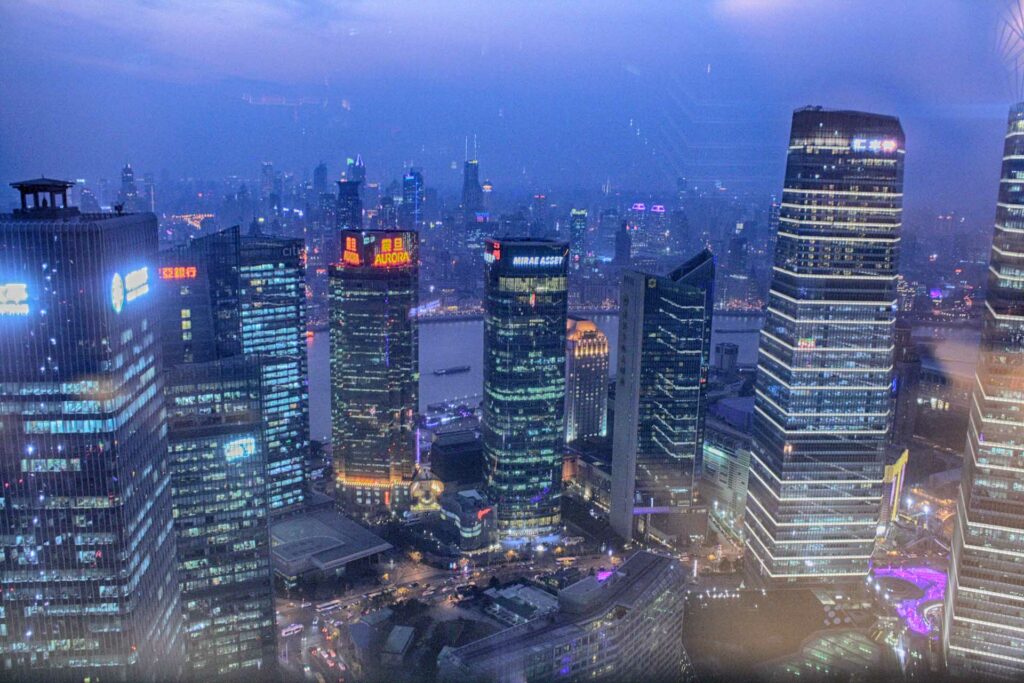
[473,134,478,162]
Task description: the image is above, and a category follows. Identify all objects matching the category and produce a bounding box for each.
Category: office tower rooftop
[0,179,183,677]
[745,107,905,585]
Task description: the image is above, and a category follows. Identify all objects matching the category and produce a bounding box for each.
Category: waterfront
[307,312,762,443]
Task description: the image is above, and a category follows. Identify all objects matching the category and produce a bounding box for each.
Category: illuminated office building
[569,208,587,266]
[564,316,609,444]
[744,108,905,584]
[165,359,276,678]
[482,239,569,542]
[400,168,425,231]
[159,226,309,513]
[330,230,419,519]
[610,250,714,547]
[0,179,183,678]
[944,103,1024,678]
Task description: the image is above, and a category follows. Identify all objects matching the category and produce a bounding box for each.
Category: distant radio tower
[999,0,1024,100]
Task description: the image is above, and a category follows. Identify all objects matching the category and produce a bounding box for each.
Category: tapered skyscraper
[943,103,1024,678]
[744,108,905,584]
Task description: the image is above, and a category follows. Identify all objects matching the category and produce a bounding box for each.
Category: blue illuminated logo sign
[511,255,563,268]
[0,283,29,316]
[110,273,125,313]
[111,267,149,313]
[224,436,256,462]
[851,138,898,154]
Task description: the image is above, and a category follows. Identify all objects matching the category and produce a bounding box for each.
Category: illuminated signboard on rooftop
[0,283,29,316]
[852,138,898,153]
[511,255,564,267]
[342,236,362,266]
[159,266,197,280]
[372,237,411,268]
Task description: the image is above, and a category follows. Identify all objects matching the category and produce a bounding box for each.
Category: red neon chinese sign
[159,266,197,280]
[342,236,362,266]
[372,236,411,268]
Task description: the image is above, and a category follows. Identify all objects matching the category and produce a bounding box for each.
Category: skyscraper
[164,359,276,678]
[336,179,363,230]
[461,159,483,222]
[158,226,309,514]
[400,168,425,231]
[568,208,587,267]
[744,107,905,584]
[0,179,183,678]
[943,103,1024,679]
[330,230,419,519]
[610,250,715,546]
[482,238,568,542]
[564,316,609,444]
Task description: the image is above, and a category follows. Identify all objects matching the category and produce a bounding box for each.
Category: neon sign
[224,436,256,462]
[112,267,149,313]
[159,266,197,280]
[342,236,362,266]
[111,273,125,313]
[512,255,563,267]
[372,237,411,268]
[852,138,898,153]
[0,283,29,316]
[124,267,149,303]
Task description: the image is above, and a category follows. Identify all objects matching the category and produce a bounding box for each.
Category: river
[306,313,762,443]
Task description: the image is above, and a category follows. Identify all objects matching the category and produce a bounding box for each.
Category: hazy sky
[0,0,1018,218]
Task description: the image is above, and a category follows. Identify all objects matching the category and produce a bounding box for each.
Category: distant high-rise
[614,220,632,267]
[347,154,366,185]
[159,226,309,513]
[569,208,587,266]
[483,238,569,542]
[330,230,419,519]
[461,159,484,221]
[400,168,425,231]
[0,179,183,678]
[165,359,276,678]
[564,317,609,444]
[313,161,328,197]
[944,103,1024,679]
[118,162,139,211]
[744,107,905,584]
[610,250,715,546]
[336,179,363,229]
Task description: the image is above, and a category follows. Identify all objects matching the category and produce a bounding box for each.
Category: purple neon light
[873,566,947,637]
[596,570,614,582]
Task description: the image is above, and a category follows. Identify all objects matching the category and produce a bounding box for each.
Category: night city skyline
[3,2,1024,682]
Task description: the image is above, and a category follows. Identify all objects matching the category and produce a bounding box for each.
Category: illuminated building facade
[564,316,609,444]
[744,108,905,584]
[0,180,183,678]
[330,230,418,520]
[238,235,309,512]
[568,208,587,266]
[159,226,309,514]
[400,168,424,231]
[610,250,715,546]
[165,359,276,678]
[944,103,1024,678]
[482,238,569,542]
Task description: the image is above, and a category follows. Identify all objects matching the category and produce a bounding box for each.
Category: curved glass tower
[744,108,905,584]
[943,103,1024,679]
